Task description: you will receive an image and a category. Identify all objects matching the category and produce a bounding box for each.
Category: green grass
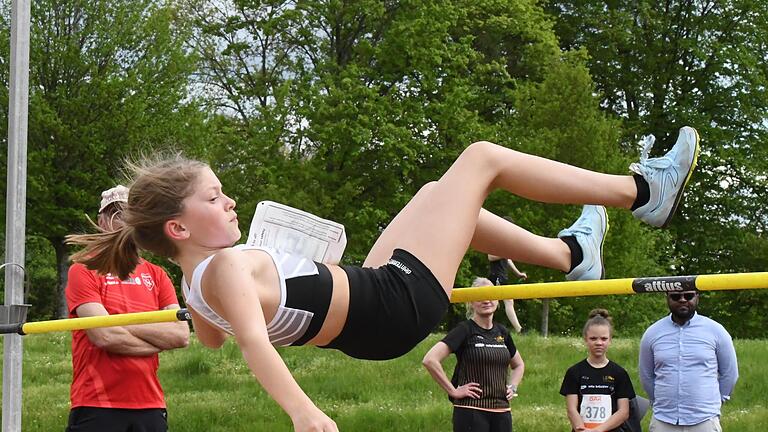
[6,332,767,431]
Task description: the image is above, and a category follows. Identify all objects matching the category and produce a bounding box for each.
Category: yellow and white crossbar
[0,309,190,335]
[3,272,766,333]
[450,272,768,303]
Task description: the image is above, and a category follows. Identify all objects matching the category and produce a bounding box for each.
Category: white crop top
[182,245,332,346]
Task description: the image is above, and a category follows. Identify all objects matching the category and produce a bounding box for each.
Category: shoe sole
[598,206,609,279]
[660,127,700,228]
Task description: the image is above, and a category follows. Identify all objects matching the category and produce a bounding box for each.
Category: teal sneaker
[558,205,609,281]
[630,126,700,228]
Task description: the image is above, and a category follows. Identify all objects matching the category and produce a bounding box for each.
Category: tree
[0,0,209,318]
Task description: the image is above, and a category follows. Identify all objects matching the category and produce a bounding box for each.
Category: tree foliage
[0,0,208,318]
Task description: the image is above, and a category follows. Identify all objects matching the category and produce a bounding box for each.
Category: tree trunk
[540,299,550,338]
[53,240,69,318]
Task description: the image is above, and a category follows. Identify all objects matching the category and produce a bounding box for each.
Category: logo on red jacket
[140,273,154,291]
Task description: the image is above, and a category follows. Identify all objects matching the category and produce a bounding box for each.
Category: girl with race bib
[560,309,636,432]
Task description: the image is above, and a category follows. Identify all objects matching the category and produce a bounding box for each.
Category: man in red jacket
[65,185,190,432]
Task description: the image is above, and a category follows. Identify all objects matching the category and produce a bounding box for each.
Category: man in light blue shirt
[639,290,738,431]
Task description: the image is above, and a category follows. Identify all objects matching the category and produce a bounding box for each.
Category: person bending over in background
[487,234,527,333]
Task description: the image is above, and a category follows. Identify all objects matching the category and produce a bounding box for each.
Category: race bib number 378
[580,394,612,428]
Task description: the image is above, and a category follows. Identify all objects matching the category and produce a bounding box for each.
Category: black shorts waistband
[286,262,334,346]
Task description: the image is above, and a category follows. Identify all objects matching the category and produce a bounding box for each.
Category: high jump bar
[0,308,190,335]
[450,272,768,303]
[1,273,766,334]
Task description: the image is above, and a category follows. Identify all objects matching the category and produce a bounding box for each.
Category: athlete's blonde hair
[67,154,208,279]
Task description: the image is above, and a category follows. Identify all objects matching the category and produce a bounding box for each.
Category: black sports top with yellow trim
[442,319,518,411]
[181,244,333,347]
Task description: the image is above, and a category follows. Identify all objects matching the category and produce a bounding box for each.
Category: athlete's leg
[471,208,571,272]
[364,141,636,292]
[451,407,470,432]
[132,409,168,432]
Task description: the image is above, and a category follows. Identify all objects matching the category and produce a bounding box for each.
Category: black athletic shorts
[453,406,512,432]
[66,407,167,432]
[322,249,450,360]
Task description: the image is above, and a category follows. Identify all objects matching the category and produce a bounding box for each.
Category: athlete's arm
[565,394,586,431]
[180,281,228,349]
[716,326,739,401]
[206,249,337,432]
[590,397,629,432]
[186,307,228,348]
[506,351,524,399]
[77,303,162,356]
[638,332,655,401]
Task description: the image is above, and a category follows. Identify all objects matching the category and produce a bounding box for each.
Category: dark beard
[672,307,695,322]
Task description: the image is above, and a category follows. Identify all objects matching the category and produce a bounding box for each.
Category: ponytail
[67,224,140,280]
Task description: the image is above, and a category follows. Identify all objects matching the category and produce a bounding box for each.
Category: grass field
[7,331,768,431]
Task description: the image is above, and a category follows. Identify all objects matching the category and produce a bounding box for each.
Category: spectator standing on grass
[423,277,525,432]
[560,309,636,432]
[65,186,190,432]
[639,290,738,432]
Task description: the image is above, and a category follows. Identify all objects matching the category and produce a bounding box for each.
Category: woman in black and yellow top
[423,277,525,432]
[560,309,635,432]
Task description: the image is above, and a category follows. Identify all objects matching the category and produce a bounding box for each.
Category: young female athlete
[560,309,636,432]
[67,127,698,432]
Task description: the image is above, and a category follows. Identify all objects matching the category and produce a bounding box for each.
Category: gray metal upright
[3,1,31,431]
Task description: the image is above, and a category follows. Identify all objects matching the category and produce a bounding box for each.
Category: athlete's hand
[517,272,528,281]
[450,382,482,399]
[291,406,338,432]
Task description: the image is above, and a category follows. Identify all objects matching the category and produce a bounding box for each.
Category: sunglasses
[668,292,697,302]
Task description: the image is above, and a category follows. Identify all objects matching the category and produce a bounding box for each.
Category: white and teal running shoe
[630,126,700,228]
[558,205,609,281]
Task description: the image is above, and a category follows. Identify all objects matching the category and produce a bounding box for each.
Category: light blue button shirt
[639,313,739,425]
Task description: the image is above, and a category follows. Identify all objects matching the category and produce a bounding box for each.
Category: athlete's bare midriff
[307,265,349,346]
[237,249,350,346]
